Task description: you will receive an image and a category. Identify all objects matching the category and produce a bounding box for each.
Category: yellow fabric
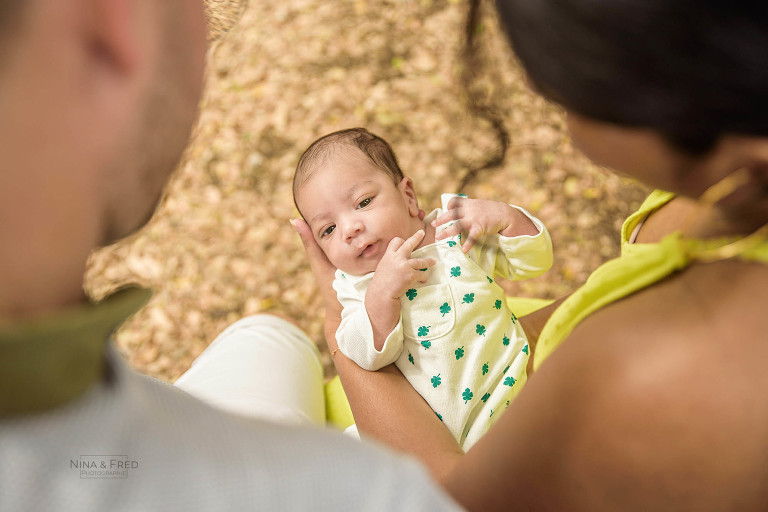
[0,287,152,416]
[533,190,768,369]
[324,375,355,429]
[504,296,555,317]
[619,189,677,249]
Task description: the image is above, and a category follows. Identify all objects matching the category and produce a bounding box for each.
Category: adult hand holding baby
[291,218,343,351]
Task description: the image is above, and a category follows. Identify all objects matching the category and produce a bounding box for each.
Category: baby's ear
[399,177,420,217]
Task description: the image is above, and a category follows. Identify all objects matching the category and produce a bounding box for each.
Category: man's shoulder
[129,370,461,509]
[0,352,460,511]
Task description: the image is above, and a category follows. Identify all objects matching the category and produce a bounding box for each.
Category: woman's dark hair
[489,0,768,154]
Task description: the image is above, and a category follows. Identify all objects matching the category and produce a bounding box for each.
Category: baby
[293,128,553,449]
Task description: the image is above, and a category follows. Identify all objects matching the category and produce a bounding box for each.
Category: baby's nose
[344,220,364,242]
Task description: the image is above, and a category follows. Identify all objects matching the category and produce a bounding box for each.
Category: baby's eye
[357,197,372,209]
[321,225,336,237]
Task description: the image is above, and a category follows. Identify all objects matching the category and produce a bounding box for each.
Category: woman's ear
[399,177,421,217]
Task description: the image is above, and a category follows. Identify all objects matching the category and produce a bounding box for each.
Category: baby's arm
[365,230,436,351]
[334,230,436,371]
[494,206,553,279]
[433,197,553,279]
[433,197,539,253]
[334,282,403,371]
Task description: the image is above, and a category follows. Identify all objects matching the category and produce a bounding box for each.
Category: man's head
[0,0,208,316]
[293,129,423,275]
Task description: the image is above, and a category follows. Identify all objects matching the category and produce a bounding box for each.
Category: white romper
[333,194,553,449]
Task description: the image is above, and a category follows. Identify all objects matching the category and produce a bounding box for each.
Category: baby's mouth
[360,241,378,257]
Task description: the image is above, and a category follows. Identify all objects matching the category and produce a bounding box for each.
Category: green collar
[0,287,151,417]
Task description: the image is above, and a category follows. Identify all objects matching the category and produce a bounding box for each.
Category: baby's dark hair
[488,0,768,155]
[293,128,405,215]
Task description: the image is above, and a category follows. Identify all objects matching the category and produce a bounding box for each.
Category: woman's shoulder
[555,260,768,452]
[567,259,768,370]
[518,262,768,506]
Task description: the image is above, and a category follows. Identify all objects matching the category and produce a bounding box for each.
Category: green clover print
[462,388,473,404]
[522,344,529,355]
[455,346,465,360]
[436,412,443,422]
[476,324,486,336]
[462,293,475,304]
[486,276,493,284]
[447,240,457,248]
[481,392,490,403]
[417,325,431,337]
[431,374,442,388]
[482,362,489,375]
[439,302,451,317]
[502,335,510,346]
[406,288,417,301]
[503,376,517,387]
[421,340,431,350]
[450,266,461,277]
[494,299,502,310]
[511,312,518,324]
[408,352,414,364]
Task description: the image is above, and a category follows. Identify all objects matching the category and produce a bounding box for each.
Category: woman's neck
[686,200,768,240]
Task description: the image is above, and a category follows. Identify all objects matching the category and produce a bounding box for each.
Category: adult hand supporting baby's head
[291,219,342,352]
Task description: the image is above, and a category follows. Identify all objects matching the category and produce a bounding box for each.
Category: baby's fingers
[387,236,405,253]
[399,229,426,254]
[445,196,466,211]
[409,257,436,270]
[461,225,483,253]
[432,208,461,228]
[435,221,463,241]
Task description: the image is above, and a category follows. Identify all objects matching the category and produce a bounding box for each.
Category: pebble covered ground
[85,0,648,382]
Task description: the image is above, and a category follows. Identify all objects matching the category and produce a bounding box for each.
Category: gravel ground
[85,0,648,382]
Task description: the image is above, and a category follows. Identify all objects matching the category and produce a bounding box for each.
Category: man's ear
[399,177,421,217]
[87,0,142,74]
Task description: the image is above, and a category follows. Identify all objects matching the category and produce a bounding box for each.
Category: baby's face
[296,149,422,275]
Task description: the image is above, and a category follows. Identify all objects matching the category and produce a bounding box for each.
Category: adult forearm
[328,323,464,482]
[364,294,401,352]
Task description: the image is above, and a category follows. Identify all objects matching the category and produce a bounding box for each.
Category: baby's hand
[370,230,436,300]
[433,197,539,252]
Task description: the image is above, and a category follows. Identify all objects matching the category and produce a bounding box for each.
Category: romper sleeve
[471,205,553,280]
[333,272,405,371]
